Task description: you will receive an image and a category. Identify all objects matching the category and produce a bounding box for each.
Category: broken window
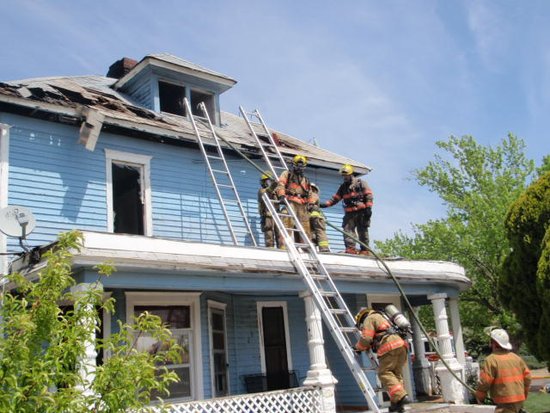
[159,81,186,116]
[112,162,144,235]
[190,89,215,121]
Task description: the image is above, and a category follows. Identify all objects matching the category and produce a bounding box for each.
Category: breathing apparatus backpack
[380,305,413,339]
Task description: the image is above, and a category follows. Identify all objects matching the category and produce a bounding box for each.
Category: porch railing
[159,386,323,413]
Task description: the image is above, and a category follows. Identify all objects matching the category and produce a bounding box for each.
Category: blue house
[0,53,471,412]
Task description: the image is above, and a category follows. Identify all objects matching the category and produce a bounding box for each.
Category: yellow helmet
[339,163,354,176]
[293,154,308,166]
[354,307,373,327]
[261,171,273,180]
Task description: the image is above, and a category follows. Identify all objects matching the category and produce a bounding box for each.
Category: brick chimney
[106,57,138,79]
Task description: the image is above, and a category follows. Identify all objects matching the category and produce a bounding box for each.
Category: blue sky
[1,1,549,243]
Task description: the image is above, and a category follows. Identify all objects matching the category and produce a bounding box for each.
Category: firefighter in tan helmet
[354,307,410,412]
[320,163,373,255]
[258,171,282,248]
[308,183,330,253]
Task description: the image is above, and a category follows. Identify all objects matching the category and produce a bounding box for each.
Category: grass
[524,392,550,413]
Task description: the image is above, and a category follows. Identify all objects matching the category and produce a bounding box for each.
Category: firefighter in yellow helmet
[475,328,531,413]
[258,171,283,248]
[276,155,313,243]
[320,163,373,255]
[354,307,410,412]
[308,183,330,253]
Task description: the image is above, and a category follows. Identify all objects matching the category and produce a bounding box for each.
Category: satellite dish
[0,206,36,238]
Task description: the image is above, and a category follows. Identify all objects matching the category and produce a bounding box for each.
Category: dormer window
[190,89,215,121]
[159,81,186,116]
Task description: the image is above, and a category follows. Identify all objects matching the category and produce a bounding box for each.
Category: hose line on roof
[208,128,477,395]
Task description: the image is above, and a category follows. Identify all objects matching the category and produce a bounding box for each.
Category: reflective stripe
[377,338,405,356]
[362,328,376,338]
[388,383,404,396]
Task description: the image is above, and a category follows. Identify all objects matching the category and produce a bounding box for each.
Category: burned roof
[0,74,372,174]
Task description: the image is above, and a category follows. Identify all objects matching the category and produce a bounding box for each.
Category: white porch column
[448,297,466,366]
[411,306,432,396]
[71,282,101,397]
[300,291,338,413]
[428,293,466,404]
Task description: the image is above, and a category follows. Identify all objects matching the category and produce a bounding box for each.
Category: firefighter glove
[351,345,362,354]
[319,202,328,208]
[278,195,286,204]
[364,206,372,219]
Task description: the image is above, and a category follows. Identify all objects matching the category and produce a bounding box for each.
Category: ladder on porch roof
[243,107,381,411]
[261,195,381,412]
[184,98,257,247]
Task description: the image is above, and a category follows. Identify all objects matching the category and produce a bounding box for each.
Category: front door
[259,302,292,390]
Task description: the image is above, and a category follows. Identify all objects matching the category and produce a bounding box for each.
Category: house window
[190,89,215,121]
[125,292,203,402]
[159,81,186,116]
[208,301,228,397]
[105,149,152,236]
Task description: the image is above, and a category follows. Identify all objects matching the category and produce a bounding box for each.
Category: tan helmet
[339,163,354,176]
[489,328,512,350]
[310,182,319,192]
[293,154,307,166]
[354,307,373,327]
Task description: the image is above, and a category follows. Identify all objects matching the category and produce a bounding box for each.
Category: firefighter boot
[389,395,411,412]
[359,249,371,256]
[345,247,358,255]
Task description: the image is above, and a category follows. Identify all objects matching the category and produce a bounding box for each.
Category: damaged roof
[0,70,372,174]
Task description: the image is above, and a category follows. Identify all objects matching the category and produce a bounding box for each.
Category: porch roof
[11,231,470,297]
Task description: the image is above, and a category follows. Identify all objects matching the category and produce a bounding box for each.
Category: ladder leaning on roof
[184,98,257,247]
[239,106,288,181]
[261,194,381,412]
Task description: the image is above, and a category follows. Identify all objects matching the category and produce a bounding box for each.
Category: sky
[1,0,549,244]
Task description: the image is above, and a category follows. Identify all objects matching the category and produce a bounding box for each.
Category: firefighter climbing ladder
[184,98,257,246]
[239,106,288,181]
[261,195,381,412]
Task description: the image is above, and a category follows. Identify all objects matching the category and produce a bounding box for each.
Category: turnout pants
[342,209,370,251]
[378,346,408,404]
[261,216,282,248]
[310,215,329,251]
[283,201,311,244]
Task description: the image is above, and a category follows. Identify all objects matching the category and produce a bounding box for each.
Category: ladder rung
[330,309,347,315]
[320,291,337,297]
[207,155,223,160]
[212,169,229,175]
[339,326,357,333]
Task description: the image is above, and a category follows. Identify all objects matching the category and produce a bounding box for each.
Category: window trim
[105,149,152,236]
[207,300,229,397]
[125,292,203,400]
[256,301,293,374]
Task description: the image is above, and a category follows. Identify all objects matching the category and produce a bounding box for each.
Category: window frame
[207,300,229,397]
[105,149,152,236]
[256,301,293,375]
[125,292,203,401]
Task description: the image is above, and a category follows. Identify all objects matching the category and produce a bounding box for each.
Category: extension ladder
[261,193,381,412]
[239,106,288,181]
[184,98,257,246]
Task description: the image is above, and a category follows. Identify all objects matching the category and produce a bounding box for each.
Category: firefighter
[276,155,313,243]
[320,163,373,255]
[258,171,282,248]
[475,328,532,413]
[354,307,410,412]
[309,183,330,253]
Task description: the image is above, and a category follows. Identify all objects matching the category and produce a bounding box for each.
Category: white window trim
[256,301,293,374]
[125,292,203,400]
[104,149,152,236]
[207,300,229,396]
[0,124,10,276]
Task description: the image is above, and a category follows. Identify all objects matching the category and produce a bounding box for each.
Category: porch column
[411,306,432,396]
[71,282,102,398]
[448,297,466,366]
[300,291,338,413]
[428,293,466,404]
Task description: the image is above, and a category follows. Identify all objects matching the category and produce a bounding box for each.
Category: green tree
[501,171,550,367]
[0,231,182,412]
[376,134,534,356]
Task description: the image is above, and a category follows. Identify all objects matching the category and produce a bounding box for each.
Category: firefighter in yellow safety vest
[475,328,532,413]
[308,183,330,253]
[354,308,410,413]
[258,171,283,248]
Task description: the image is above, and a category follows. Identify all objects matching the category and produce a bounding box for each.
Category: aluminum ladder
[239,106,288,181]
[261,193,381,412]
[184,98,257,246]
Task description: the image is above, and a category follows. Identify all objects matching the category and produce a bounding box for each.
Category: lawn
[524,392,550,413]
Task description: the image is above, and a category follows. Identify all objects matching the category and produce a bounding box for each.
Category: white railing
[160,386,323,413]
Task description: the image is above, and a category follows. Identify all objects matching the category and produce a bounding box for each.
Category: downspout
[0,123,10,276]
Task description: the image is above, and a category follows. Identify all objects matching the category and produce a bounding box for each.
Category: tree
[501,171,550,367]
[0,231,182,412]
[376,134,535,356]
